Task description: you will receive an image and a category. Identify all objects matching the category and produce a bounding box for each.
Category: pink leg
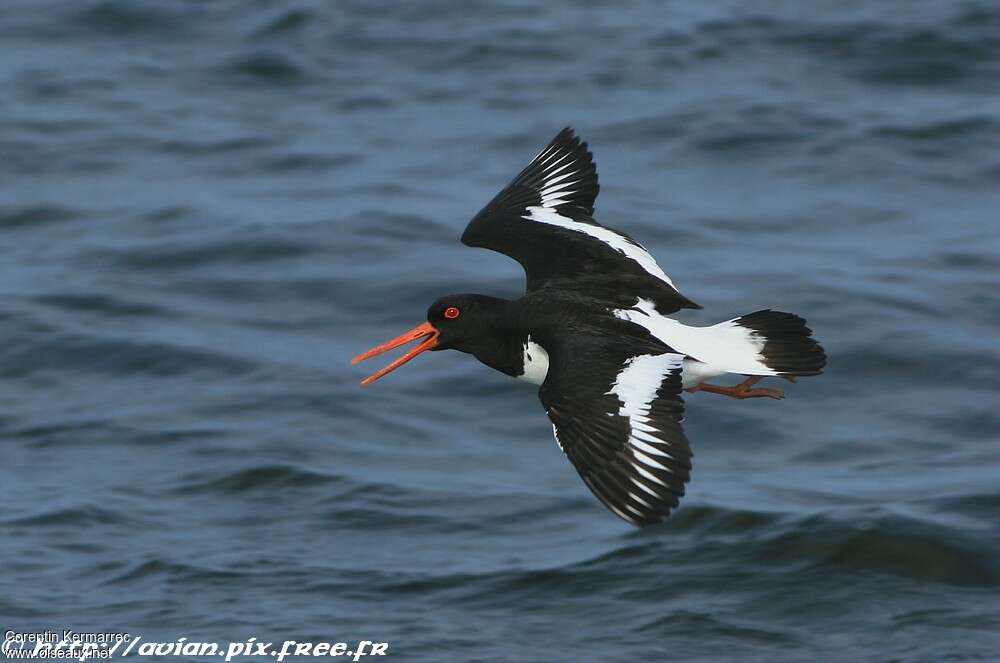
[685,375,784,400]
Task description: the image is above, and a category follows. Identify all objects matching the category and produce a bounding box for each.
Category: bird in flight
[353,128,826,526]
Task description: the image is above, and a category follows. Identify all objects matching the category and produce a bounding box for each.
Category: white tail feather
[614,299,776,376]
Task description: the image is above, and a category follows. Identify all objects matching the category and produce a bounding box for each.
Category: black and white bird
[353,128,826,527]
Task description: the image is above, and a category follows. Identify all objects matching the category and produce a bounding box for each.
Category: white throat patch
[517,336,550,385]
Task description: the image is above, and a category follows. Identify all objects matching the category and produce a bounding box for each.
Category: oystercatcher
[353,128,826,526]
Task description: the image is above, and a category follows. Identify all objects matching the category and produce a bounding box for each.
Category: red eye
[444,306,460,319]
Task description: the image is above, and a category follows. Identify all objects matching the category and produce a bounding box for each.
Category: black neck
[449,297,528,378]
[467,330,527,378]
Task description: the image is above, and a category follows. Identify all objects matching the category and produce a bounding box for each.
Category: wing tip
[532,126,599,217]
[549,126,593,165]
[556,125,576,140]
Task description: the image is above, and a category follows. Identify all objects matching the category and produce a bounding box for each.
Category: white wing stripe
[630,420,659,434]
[609,353,682,420]
[540,181,582,202]
[540,182,583,201]
[523,206,678,289]
[532,144,559,163]
[541,157,576,178]
[628,491,653,509]
[630,436,675,460]
[538,149,572,170]
[631,475,661,498]
[632,449,676,474]
[632,462,668,488]
[540,181,581,198]
[541,176,579,190]
[632,429,664,444]
[607,352,684,484]
[540,170,580,188]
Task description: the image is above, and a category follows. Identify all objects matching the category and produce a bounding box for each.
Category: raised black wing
[461,127,700,313]
[538,335,693,526]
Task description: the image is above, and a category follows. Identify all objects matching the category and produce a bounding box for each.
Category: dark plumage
[354,128,826,526]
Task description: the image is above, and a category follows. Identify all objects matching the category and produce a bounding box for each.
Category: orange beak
[351,321,439,385]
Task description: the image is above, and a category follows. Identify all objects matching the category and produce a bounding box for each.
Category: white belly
[681,358,727,389]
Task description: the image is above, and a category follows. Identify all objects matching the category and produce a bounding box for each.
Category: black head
[425,294,508,352]
[352,293,512,384]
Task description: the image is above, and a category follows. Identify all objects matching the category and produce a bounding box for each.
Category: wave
[98,237,317,271]
[169,464,344,495]
[104,558,252,586]
[218,50,309,85]
[33,292,168,318]
[482,506,997,602]
[288,502,1000,611]
[3,505,138,527]
[70,1,188,37]
[251,9,315,39]
[0,205,77,230]
[694,7,1000,87]
[1,328,255,378]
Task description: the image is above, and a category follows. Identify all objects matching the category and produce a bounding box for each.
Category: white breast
[517,337,550,385]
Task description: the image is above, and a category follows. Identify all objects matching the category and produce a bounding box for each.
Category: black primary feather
[461,127,701,313]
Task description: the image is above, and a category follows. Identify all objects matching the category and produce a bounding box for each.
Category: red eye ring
[444,306,460,319]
